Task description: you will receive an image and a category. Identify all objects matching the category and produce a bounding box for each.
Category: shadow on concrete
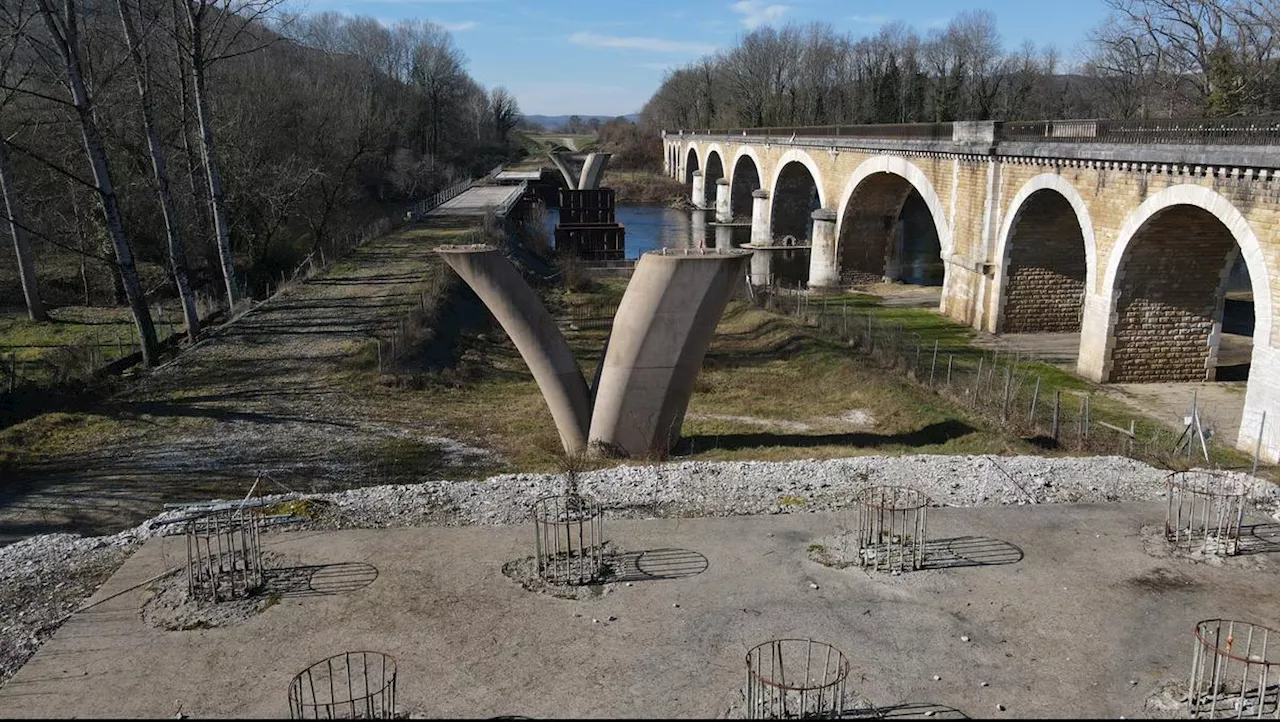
[607,548,709,582]
[846,702,970,719]
[263,562,379,598]
[676,420,975,454]
[1238,523,1280,556]
[921,536,1024,570]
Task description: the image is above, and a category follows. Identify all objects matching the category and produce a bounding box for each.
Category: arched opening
[770,161,820,242]
[1107,205,1254,385]
[729,155,761,221]
[837,173,943,286]
[684,148,699,185]
[999,189,1087,333]
[704,150,725,186]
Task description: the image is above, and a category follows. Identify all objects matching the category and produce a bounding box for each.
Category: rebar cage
[1165,471,1249,556]
[185,507,265,603]
[745,639,850,719]
[854,485,930,573]
[532,493,605,586]
[1189,619,1280,719]
[288,651,398,720]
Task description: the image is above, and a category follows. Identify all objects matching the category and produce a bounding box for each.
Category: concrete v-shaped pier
[436,245,752,458]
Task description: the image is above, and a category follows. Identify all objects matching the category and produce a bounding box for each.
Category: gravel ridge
[3,454,1278,687]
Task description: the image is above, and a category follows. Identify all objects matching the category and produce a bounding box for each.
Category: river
[544,203,944,287]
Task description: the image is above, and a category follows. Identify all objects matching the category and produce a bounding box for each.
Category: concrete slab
[2,503,1278,719]
[430,186,524,217]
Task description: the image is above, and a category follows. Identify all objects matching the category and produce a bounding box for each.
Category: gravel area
[2,453,1278,687]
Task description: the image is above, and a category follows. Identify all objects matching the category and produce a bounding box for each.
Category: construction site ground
[2,501,1278,719]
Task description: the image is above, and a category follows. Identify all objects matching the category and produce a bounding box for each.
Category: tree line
[640,1,1280,132]
[1,0,522,366]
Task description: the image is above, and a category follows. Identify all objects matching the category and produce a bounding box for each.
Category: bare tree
[117,0,199,341]
[179,0,283,309]
[0,1,46,321]
[31,0,159,364]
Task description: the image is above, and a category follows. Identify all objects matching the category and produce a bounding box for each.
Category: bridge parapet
[666,117,1280,167]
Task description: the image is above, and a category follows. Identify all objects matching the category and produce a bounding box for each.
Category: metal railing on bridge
[673,116,1280,146]
[1001,116,1280,145]
[680,122,954,141]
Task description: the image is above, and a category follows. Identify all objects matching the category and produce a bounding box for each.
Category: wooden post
[1128,419,1136,455]
[1001,367,1012,422]
[1029,376,1041,423]
[6,353,14,393]
[929,340,939,386]
[1052,390,1060,441]
[975,355,984,400]
[946,354,953,387]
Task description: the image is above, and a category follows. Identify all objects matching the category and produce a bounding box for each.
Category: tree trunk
[38,0,158,366]
[117,0,200,342]
[186,3,239,308]
[171,0,211,276]
[0,139,46,321]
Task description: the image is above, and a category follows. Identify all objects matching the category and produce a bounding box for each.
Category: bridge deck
[429,185,524,217]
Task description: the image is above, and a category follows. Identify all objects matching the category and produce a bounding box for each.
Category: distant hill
[523,113,640,131]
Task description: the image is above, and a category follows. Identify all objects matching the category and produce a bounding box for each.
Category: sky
[292,0,1111,117]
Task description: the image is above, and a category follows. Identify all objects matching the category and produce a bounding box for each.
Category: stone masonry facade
[664,128,1280,459]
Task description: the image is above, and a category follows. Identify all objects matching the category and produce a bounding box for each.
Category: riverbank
[607,169,687,205]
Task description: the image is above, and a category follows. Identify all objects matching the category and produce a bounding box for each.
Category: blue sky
[291,0,1110,117]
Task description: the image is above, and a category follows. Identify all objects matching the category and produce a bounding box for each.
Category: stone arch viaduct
[663,119,1280,461]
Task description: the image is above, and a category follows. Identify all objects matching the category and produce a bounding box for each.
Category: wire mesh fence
[750,283,1273,476]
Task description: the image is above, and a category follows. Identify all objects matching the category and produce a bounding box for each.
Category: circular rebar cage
[854,485,930,573]
[532,494,604,586]
[1189,619,1280,718]
[745,639,850,719]
[1165,471,1249,556]
[288,651,397,720]
[185,507,264,603]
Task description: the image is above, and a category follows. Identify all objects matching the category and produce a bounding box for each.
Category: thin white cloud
[568,32,715,55]
[638,62,675,71]
[441,20,478,31]
[849,14,890,25]
[731,0,790,29]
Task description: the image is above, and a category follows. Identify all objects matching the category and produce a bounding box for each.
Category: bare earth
[0,219,496,546]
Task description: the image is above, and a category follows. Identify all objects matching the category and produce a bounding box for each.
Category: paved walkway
[2,503,1277,718]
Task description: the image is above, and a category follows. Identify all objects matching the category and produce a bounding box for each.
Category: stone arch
[684,145,701,185]
[832,155,951,286]
[768,149,826,242]
[1100,185,1269,389]
[728,146,763,220]
[992,174,1097,333]
[704,144,726,185]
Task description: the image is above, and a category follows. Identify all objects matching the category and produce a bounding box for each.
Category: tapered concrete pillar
[691,209,707,249]
[807,208,840,289]
[435,245,592,454]
[589,249,754,457]
[715,178,732,223]
[578,152,612,190]
[548,151,579,191]
[749,248,774,286]
[714,225,733,251]
[750,189,771,246]
[691,171,706,209]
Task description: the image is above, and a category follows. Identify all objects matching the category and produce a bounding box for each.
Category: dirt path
[0,218,500,545]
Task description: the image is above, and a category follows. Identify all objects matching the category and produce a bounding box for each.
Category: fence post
[1128,419,1136,456]
[1253,410,1267,475]
[6,353,14,393]
[929,340,939,386]
[1001,367,1012,422]
[946,355,953,387]
[1029,376,1040,424]
[975,356,984,398]
[1051,390,1060,441]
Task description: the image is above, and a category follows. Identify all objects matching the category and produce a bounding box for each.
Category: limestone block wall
[1000,191,1087,333]
[837,174,912,281]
